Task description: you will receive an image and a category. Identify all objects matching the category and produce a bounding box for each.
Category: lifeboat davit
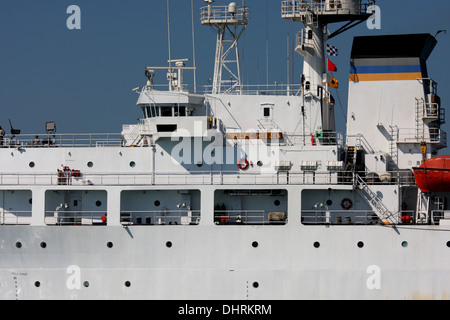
[413,156,450,193]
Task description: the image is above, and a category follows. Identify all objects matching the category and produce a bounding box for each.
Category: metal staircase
[389,126,399,168]
[355,175,399,225]
[128,123,153,147]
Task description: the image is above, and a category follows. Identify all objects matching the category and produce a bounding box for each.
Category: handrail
[0,133,122,149]
[44,210,107,226]
[120,210,201,226]
[200,5,249,25]
[395,127,447,147]
[346,133,375,154]
[0,211,32,225]
[0,170,416,187]
[281,0,375,16]
[214,209,287,225]
[301,209,380,225]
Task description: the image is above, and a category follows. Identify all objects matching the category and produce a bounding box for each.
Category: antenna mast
[191,0,197,93]
[201,0,249,94]
[281,0,374,132]
[166,0,172,70]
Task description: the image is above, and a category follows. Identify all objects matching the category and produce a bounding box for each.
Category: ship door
[67,191,82,221]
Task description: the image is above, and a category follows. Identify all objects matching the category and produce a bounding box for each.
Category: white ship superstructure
[1,0,450,300]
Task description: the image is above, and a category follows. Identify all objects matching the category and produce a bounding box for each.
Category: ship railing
[44,211,107,226]
[147,83,304,97]
[396,128,447,148]
[0,211,32,225]
[0,133,123,149]
[120,210,201,226]
[202,83,304,96]
[418,78,438,95]
[281,0,375,17]
[214,210,287,225]
[0,170,416,187]
[200,5,249,26]
[346,133,375,154]
[301,210,381,225]
[303,210,413,226]
[285,131,344,146]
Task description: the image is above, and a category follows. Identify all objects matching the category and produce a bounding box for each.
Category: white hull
[2,212,450,300]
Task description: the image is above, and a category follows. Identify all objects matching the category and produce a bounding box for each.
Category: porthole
[402,241,408,248]
[313,242,320,248]
[447,241,450,248]
[252,241,259,248]
[166,241,173,248]
[125,281,131,287]
[95,200,102,207]
[34,281,41,288]
[357,241,364,248]
[107,242,113,248]
[87,161,94,168]
[29,162,35,168]
[326,199,333,206]
[15,242,22,249]
[129,161,136,168]
[29,198,32,205]
[257,161,263,167]
[154,200,161,207]
[83,281,90,288]
[274,200,281,206]
[196,162,203,168]
[253,282,259,288]
[40,242,47,249]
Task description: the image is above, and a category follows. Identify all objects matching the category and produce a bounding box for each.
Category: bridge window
[161,106,173,117]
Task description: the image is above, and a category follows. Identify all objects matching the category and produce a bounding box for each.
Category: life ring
[341,198,353,210]
[238,159,249,170]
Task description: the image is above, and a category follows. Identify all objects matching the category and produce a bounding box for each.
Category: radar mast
[201,0,249,94]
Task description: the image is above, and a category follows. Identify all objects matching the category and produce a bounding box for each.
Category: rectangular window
[157,124,178,132]
[120,190,201,226]
[214,189,287,226]
[161,106,173,117]
[179,106,186,117]
[264,107,271,117]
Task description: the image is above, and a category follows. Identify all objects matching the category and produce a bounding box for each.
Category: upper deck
[0,133,122,149]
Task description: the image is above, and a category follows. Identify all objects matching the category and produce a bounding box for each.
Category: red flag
[328,59,337,72]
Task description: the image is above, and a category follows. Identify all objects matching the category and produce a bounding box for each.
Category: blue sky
[0,0,449,149]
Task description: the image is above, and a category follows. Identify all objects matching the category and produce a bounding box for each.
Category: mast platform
[281,0,374,24]
[200,4,249,26]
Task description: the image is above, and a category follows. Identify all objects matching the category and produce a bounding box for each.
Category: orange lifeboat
[413,156,450,193]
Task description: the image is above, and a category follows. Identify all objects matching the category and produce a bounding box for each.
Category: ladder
[355,175,399,225]
[415,98,425,140]
[344,146,357,171]
[389,126,399,168]
[305,11,319,28]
